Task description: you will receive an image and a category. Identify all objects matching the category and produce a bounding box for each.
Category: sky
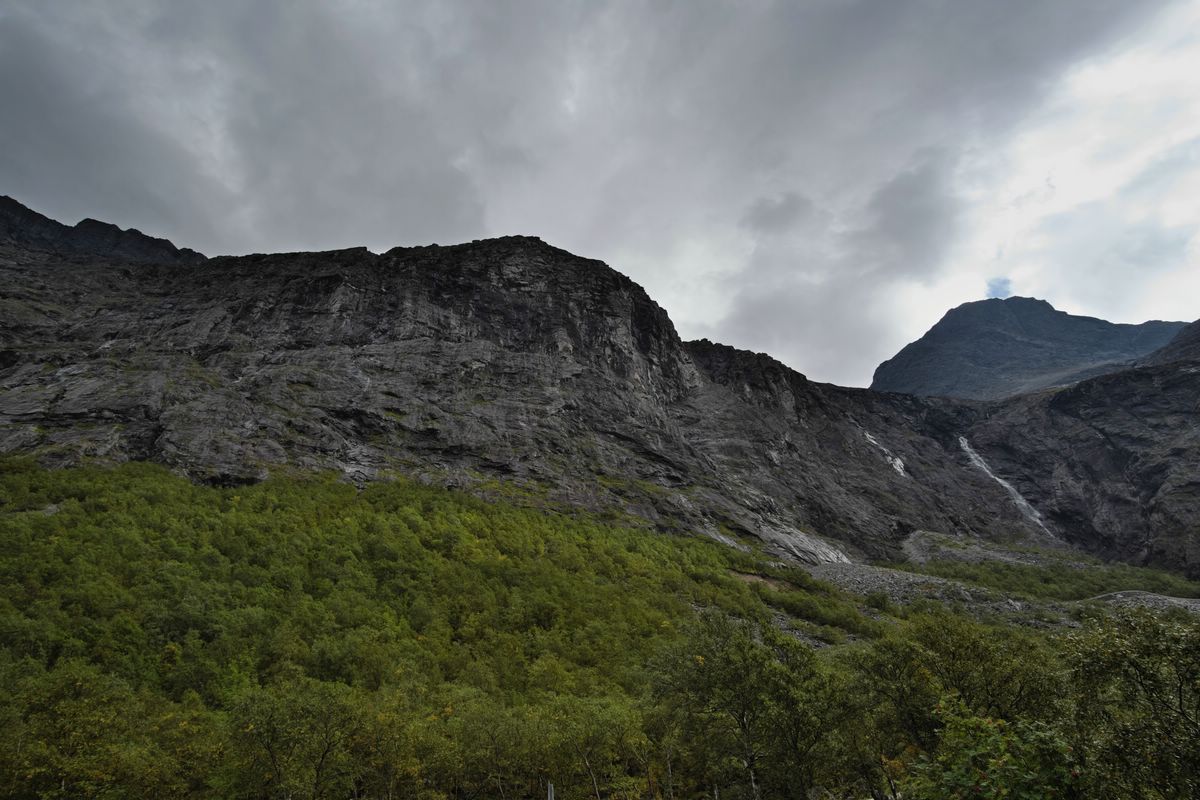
[2,1,1198,387]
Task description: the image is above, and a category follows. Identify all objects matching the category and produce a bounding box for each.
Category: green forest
[1,458,1197,799]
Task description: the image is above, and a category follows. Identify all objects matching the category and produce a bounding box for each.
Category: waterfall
[958,436,1053,537]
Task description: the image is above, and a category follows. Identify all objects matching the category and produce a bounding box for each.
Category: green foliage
[900,558,1200,601]
[751,582,883,638]
[0,459,758,701]
[1064,609,1200,799]
[0,459,818,797]
[1,459,1198,798]
[651,612,849,799]
[902,700,1078,800]
[825,609,1066,798]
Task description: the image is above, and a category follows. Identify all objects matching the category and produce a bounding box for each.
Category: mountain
[2,197,1198,574]
[870,296,1186,400]
[1142,319,1200,366]
[0,194,205,265]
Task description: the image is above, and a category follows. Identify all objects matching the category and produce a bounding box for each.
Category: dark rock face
[970,363,1200,574]
[674,340,1049,561]
[1,198,1197,573]
[871,296,1185,400]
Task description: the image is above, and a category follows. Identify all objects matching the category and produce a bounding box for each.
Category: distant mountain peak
[872,296,1186,400]
[0,195,204,265]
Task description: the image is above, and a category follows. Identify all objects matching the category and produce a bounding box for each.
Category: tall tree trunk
[582,752,602,800]
[746,761,762,800]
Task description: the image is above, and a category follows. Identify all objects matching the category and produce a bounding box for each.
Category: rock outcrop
[871,296,1185,400]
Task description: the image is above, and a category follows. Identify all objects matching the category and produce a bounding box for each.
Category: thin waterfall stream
[958,436,1055,537]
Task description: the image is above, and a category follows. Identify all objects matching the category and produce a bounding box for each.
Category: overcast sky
[2,1,1198,386]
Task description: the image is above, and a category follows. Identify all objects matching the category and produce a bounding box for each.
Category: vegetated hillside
[870,296,1185,400]
[2,459,1198,798]
[1,196,1198,574]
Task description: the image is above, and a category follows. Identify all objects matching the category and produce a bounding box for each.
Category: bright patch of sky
[986,277,1013,299]
[906,1,1200,348]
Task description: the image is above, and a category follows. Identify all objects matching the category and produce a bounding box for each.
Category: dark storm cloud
[0,7,227,248]
[0,0,1183,384]
[1,0,584,253]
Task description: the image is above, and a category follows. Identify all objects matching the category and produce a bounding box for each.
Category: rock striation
[871,296,1185,400]
[2,198,1197,574]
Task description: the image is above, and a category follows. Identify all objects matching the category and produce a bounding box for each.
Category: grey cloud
[849,153,960,279]
[0,0,1182,383]
[113,1,503,252]
[0,7,227,250]
[1113,224,1193,268]
[740,192,813,235]
[1038,202,1192,271]
[709,150,962,385]
[714,267,900,388]
[1026,201,1194,320]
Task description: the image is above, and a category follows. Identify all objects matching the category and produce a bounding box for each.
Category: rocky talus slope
[2,199,1197,573]
[871,295,1185,400]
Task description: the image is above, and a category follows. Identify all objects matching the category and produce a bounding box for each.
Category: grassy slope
[894,558,1200,602]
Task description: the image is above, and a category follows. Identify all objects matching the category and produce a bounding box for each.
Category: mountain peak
[872,296,1186,399]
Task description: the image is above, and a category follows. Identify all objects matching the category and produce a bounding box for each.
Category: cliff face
[674,341,1034,560]
[871,296,1185,400]
[970,361,1200,571]
[2,198,1197,572]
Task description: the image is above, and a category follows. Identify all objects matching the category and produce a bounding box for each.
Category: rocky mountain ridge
[0,195,205,265]
[2,198,1197,574]
[871,295,1185,400]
